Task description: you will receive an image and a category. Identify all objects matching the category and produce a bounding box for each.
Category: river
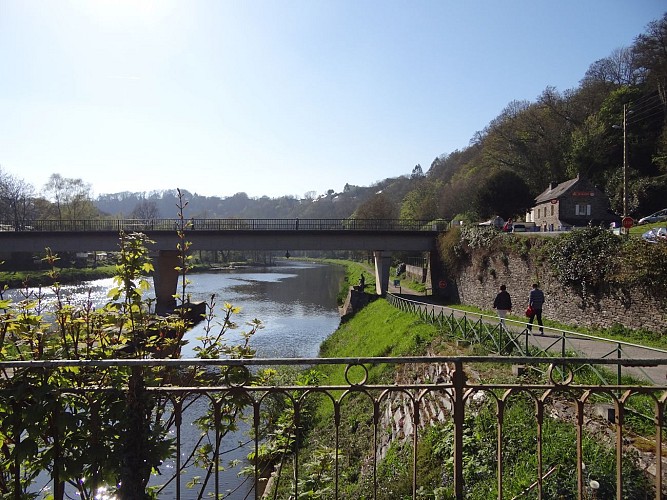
[6,260,345,499]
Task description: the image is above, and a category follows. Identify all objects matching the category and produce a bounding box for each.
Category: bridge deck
[0,219,444,252]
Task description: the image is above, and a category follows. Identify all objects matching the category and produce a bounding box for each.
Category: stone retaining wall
[453,249,667,333]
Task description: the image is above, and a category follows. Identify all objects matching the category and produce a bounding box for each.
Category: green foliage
[437,226,466,274]
[546,226,667,300]
[473,170,533,219]
[458,225,504,250]
[417,394,653,499]
[400,180,442,221]
[0,197,260,498]
[614,237,667,298]
[546,227,622,296]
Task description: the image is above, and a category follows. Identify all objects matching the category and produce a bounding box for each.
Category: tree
[633,13,667,104]
[581,47,642,88]
[43,173,98,220]
[129,199,160,220]
[479,97,573,194]
[473,170,533,220]
[400,180,441,221]
[438,175,479,220]
[353,192,398,220]
[410,164,425,179]
[0,167,35,228]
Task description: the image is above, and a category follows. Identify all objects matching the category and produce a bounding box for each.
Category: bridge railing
[0,356,665,499]
[0,218,447,232]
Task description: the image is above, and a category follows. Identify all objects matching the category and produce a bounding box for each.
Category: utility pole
[622,103,628,218]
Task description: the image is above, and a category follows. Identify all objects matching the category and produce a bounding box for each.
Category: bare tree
[43,173,98,220]
[0,167,36,229]
[129,199,160,220]
[582,47,642,88]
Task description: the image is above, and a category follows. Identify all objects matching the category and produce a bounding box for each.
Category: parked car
[511,224,527,233]
[478,216,504,229]
[638,208,667,225]
[642,226,667,243]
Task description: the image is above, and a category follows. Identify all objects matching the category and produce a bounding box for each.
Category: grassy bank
[317,259,376,304]
[265,283,654,498]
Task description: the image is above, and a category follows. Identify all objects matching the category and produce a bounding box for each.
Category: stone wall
[405,264,426,283]
[453,250,667,333]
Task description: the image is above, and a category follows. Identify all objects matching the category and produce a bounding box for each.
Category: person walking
[527,283,545,334]
[493,285,512,329]
[358,273,365,292]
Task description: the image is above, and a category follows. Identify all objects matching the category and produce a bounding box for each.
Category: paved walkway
[387,288,667,385]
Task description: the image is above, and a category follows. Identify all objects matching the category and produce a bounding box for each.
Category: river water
[7,260,345,499]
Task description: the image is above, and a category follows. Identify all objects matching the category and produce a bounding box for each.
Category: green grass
[629,220,666,236]
[316,259,377,303]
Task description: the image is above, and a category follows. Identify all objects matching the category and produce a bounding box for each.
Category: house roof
[534,176,580,204]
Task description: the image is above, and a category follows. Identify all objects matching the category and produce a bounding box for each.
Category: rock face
[377,353,456,461]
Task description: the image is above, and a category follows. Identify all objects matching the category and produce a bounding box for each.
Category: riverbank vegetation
[262,297,654,498]
[0,196,264,498]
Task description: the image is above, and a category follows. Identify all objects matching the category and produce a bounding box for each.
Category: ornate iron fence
[1,356,666,499]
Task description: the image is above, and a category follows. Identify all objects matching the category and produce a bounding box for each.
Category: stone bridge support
[373,251,392,296]
[153,250,180,315]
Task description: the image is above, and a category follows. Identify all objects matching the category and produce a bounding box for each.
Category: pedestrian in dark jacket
[493,284,512,329]
[528,283,545,334]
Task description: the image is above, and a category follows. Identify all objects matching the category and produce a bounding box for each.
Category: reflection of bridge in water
[0,218,447,312]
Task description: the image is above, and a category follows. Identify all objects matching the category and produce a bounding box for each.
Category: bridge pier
[373,251,392,296]
[153,250,180,315]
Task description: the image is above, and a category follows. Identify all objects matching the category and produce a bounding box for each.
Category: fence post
[656,401,664,496]
[617,343,622,386]
[561,332,566,358]
[453,359,466,499]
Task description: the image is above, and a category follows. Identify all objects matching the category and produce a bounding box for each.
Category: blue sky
[1,1,665,200]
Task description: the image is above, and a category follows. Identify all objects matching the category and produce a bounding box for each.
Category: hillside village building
[527,175,619,231]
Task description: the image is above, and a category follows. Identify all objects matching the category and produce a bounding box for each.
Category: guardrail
[1,356,666,499]
[386,293,667,385]
[0,218,447,232]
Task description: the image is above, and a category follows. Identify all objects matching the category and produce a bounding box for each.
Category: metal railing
[1,356,666,499]
[387,293,667,385]
[0,218,447,233]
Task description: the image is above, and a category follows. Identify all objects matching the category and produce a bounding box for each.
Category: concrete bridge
[0,218,447,313]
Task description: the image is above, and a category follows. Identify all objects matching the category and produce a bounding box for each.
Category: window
[538,208,541,218]
[575,204,591,216]
[550,205,554,216]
